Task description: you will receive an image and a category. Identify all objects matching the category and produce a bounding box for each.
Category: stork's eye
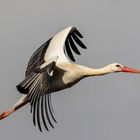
[116,64,121,68]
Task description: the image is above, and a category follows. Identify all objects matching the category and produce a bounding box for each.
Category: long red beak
[121,66,140,74]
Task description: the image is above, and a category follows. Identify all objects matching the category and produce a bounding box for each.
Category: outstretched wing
[44,26,86,64]
[26,26,86,76]
[17,58,57,132]
[17,26,86,132]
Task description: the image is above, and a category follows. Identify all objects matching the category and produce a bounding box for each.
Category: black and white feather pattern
[25,38,52,76]
[64,27,87,62]
[17,60,57,132]
[16,26,86,132]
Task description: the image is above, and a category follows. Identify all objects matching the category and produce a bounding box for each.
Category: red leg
[0,96,29,120]
[0,109,15,120]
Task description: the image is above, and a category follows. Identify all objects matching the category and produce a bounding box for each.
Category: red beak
[122,66,140,74]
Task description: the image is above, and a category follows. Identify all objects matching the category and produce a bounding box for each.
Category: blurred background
[0,0,140,140]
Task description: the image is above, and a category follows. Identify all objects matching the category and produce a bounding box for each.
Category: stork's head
[107,63,140,74]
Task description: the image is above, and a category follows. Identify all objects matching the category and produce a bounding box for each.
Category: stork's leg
[0,109,15,120]
[0,95,29,120]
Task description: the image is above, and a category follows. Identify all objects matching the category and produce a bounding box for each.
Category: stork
[0,26,140,132]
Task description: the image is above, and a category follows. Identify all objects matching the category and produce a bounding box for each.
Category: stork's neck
[78,65,111,77]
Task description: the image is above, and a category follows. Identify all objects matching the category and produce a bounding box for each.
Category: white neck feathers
[76,65,112,77]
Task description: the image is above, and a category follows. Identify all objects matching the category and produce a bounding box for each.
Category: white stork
[0,26,140,132]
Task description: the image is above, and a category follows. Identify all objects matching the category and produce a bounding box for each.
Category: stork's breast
[51,63,84,92]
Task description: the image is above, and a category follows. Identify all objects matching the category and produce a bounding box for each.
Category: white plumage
[44,26,73,64]
[0,26,140,132]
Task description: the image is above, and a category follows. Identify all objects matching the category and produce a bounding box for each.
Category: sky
[0,0,140,140]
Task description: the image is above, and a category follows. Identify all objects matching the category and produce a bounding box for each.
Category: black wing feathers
[45,95,55,128]
[17,61,57,132]
[64,28,86,62]
[37,97,42,132]
[33,98,37,126]
[73,28,83,38]
[26,38,52,76]
[41,95,49,131]
[69,36,81,55]
[48,94,57,123]
[65,39,75,62]
[72,33,87,49]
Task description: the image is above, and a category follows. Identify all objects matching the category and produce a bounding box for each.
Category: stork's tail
[0,95,29,120]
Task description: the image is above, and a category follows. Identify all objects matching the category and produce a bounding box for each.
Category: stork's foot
[0,109,14,120]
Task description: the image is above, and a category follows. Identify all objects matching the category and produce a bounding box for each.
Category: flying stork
[0,26,140,132]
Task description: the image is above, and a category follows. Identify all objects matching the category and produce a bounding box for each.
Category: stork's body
[49,63,81,92]
[0,26,140,132]
[42,63,110,92]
